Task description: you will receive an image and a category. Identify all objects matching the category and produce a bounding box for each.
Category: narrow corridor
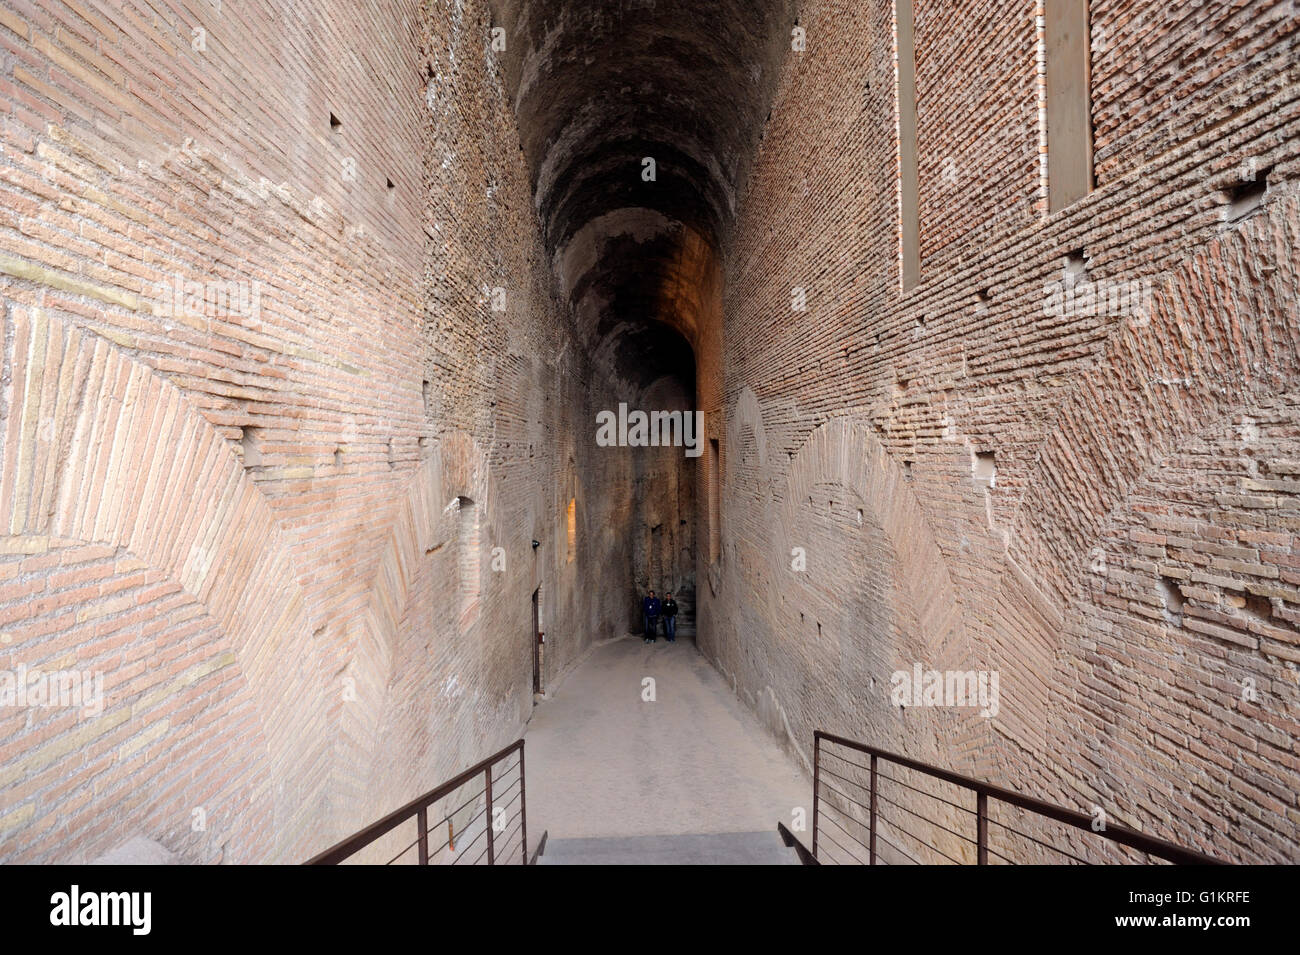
[525,637,808,863]
[1,0,1295,875]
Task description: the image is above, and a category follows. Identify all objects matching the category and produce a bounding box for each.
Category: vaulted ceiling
[491,0,797,389]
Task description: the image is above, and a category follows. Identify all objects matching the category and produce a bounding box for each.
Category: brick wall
[0,0,640,863]
[3,0,1295,866]
[704,0,1300,862]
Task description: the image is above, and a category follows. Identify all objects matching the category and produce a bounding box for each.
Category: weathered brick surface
[704,0,1300,862]
[0,537,271,862]
[3,0,1297,866]
[0,0,639,863]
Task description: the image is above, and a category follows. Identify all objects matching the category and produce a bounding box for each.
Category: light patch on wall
[566,497,577,563]
[456,496,480,629]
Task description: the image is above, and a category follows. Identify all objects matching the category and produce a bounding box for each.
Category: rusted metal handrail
[806,731,1225,866]
[777,822,820,864]
[306,739,530,865]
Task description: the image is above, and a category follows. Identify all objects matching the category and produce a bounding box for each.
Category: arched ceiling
[491,0,796,389]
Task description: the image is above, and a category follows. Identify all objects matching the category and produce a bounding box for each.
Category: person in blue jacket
[642,590,661,643]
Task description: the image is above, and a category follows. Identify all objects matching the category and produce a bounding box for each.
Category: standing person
[662,592,678,642]
[642,589,661,643]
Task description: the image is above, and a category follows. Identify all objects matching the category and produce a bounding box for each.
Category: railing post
[485,764,495,865]
[869,753,878,865]
[977,792,989,864]
[518,744,529,865]
[811,733,821,859]
[417,807,429,865]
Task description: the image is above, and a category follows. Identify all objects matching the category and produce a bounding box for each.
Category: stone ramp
[537,830,797,865]
[525,637,810,842]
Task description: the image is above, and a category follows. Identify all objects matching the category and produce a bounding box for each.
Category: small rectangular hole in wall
[1159,576,1185,620]
[1242,592,1272,619]
[387,437,395,469]
[422,379,431,413]
[241,426,263,468]
[904,460,914,482]
[1226,168,1270,222]
[329,112,342,132]
[1064,248,1089,283]
[333,447,343,468]
[386,177,396,191]
[973,450,996,487]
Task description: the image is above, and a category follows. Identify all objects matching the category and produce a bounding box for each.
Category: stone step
[537,830,798,865]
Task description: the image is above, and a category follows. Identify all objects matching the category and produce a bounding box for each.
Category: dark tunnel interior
[490,0,797,383]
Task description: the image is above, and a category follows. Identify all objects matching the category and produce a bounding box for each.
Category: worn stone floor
[524,635,810,853]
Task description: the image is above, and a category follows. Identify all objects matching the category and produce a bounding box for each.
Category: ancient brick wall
[4,0,1296,867]
[0,0,637,863]
[705,0,1300,862]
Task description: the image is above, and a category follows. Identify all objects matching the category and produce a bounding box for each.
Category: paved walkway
[537,830,797,865]
[524,636,810,846]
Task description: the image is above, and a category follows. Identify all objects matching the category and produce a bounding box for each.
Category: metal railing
[785,731,1225,866]
[307,740,535,865]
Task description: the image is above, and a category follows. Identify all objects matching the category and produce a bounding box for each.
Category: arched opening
[619,322,700,639]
